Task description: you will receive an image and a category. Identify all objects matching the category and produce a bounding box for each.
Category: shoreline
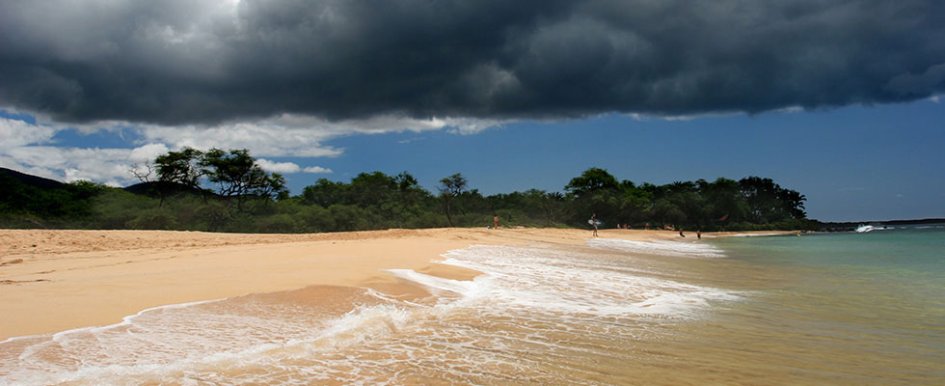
[0,227,794,340]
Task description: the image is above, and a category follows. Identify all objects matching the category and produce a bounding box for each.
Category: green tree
[739,177,807,223]
[301,178,348,207]
[348,172,398,208]
[652,198,686,229]
[659,181,704,228]
[392,171,434,227]
[565,167,619,198]
[616,183,651,227]
[699,178,749,227]
[394,172,419,192]
[566,168,621,226]
[519,189,568,226]
[152,147,205,206]
[199,148,288,210]
[438,173,467,227]
[155,147,204,189]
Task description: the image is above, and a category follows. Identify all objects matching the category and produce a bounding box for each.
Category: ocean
[2,227,943,385]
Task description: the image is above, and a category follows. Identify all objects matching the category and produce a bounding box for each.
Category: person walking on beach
[589,213,599,237]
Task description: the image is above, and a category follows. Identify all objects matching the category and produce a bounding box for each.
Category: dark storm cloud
[1,0,943,125]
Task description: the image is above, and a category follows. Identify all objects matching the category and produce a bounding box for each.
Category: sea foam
[432,245,738,317]
[1,243,740,385]
[587,237,727,258]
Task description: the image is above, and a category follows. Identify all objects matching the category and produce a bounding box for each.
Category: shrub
[127,209,178,230]
[255,213,301,233]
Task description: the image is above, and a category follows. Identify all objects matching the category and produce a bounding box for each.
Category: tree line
[0,148,815,232]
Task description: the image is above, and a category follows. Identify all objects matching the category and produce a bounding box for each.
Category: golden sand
[0,227,790,340]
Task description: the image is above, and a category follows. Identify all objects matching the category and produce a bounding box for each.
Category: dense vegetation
[0,148,815,232]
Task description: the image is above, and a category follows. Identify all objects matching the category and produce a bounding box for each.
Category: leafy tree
[394,172,419,192]
[616,185,651,226]
[699,178,749,227]
[155,147,204,189]
[140,147,207,206]
[302,178,349,207]
[651,181,703,228]
[652,198,686,228]
[517,189,568,226]
[392,171,434,227]
[2,162,815,233]
[565,167,619,198]
[739,177,806,223]
[438,173,467,227]
[565,168,621,225]
[348,172,398,207]
[199,148,288,209]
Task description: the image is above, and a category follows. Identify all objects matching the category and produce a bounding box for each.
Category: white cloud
[256,158,301,173]
[138,122,343,158]
[624,109,764,122]
[0,117,58,148]
[14,109,507,158]
[772,106,805,114]
[0,108,505,187]
[302,166,332,174]
[129,143,170,163]
[0,116,156,185]
[254,160,332,174]
[440,117,508,135]
[0,146,136,186]
[135,113,507,155]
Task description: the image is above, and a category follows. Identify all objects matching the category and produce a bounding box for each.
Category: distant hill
[882,218,945,226]
[0,167,209,197]
[0,167,66,190]
[1,167,102,222]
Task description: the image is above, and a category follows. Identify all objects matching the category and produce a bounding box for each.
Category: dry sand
[0,227,791,340]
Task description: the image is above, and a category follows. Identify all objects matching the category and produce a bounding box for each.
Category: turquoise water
[718,226,945,274]
[701,226,945,385]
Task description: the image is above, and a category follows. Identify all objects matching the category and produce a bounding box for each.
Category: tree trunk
[443,198,454,227]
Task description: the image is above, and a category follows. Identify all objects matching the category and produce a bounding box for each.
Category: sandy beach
[0,227,749,341]
[15,227,937,386]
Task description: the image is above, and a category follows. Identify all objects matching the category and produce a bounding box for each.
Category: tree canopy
[2,165,814,232]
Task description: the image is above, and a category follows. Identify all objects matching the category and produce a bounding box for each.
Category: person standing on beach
[590,213,599,237]
[493,214,500,229]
